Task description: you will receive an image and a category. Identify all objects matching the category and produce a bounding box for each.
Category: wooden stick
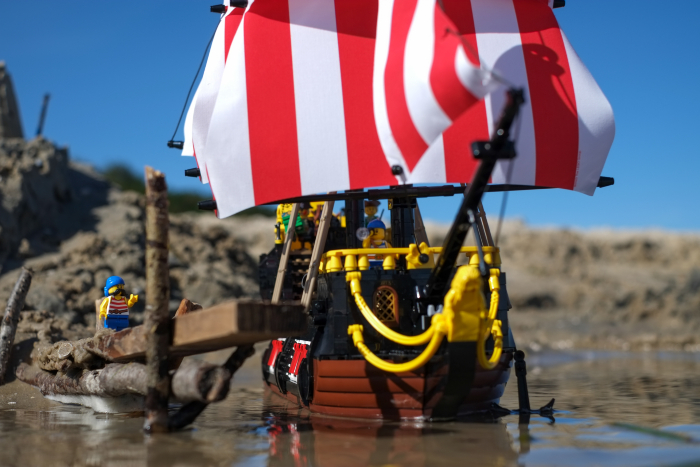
[0,268,32,385]
[413,202,430,247]
[143,166,171,433]
[301,200,334,311]
[94,299,103,332]
[16,360,234,403]
[169,345,255,431]
[272,203,300,304]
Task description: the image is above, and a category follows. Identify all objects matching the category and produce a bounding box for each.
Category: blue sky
[1,2,698,229]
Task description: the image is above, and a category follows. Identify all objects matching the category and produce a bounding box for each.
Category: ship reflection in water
[2,352,700,466]
[262,391,519,467]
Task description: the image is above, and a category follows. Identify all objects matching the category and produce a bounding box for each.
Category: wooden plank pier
[99,300,306,362]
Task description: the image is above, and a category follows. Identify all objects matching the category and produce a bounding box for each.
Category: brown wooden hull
[264,351,512,420]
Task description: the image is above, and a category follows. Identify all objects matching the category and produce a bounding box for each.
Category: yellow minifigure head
[364,200,380,218]
[367,219,386,242]
[109,285,124,298]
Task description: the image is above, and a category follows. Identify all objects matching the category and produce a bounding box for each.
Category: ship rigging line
[494,111,522,246]
[168,21,220,143]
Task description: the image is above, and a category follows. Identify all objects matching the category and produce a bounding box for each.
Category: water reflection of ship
[262,391,519,467]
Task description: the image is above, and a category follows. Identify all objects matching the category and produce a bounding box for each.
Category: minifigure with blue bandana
[99,276,138,331]
[362,219,392,267]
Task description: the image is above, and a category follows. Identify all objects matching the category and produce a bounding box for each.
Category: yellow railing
[320,244,501,273]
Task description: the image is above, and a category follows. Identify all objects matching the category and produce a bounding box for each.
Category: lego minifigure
[99,276,138,332]
[362,219,392,264]
[276,203,314,250]
[364,200,381,226]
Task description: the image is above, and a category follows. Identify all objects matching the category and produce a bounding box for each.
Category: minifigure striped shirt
[107,297,129,316]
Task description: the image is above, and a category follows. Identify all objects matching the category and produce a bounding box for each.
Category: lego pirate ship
[177,0,615,420]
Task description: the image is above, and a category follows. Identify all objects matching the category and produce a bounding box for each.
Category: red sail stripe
[441,0,490,184]
[335,0,395,189]
[513,1,578,190]
[244,0,301,205]
[224,9,244,62]
[384,0,428,171]
[429,2,479,122]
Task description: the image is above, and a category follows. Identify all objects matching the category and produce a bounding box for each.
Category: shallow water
[2,351,700,467]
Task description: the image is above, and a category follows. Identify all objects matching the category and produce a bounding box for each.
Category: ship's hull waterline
[263,350,513,420]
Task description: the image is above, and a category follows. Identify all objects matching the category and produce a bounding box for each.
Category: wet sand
[1,350,700,467]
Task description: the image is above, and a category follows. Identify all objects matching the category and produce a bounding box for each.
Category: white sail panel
[181,88,198,157]
[190,6,244,184]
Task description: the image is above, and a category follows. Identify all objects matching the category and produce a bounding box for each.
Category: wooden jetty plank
[100,300,306,362]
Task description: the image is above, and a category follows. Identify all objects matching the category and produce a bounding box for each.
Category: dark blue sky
[1,1,698,229]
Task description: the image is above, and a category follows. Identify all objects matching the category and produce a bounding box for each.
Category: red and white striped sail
[196,0,614,218]
[374,0,493,177]
[181,5,244,183]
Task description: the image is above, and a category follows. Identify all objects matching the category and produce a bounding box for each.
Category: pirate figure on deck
[364,200,381,226]
[99,276,138,331]
[362,219,393,267]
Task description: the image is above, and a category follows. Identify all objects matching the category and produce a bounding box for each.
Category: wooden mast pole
[271,203,300,304]
[301,200,334,311]
[143,167,171,433]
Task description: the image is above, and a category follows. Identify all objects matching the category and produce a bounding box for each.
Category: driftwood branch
[16,362,147,397]
[0,268,33,385]
[33,336,108,372]
[144,166,171,433]
[170,359,231,403]
[169,345,255,431]
[32,298,202,373]
[16,359,235,403]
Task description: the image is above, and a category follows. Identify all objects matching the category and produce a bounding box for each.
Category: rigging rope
[168,21,220,143]
[494,110,523,246]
